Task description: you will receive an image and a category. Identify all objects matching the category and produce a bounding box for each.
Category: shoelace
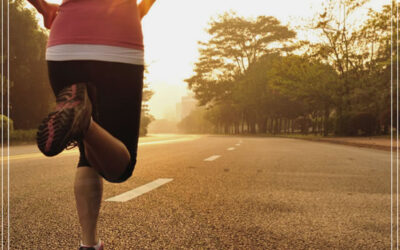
[58,84,82,151]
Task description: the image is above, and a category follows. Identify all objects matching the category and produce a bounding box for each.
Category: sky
[41,0,387,120]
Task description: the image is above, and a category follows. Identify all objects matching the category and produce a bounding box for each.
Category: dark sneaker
[37,83,92,156]
[79,240,104,250]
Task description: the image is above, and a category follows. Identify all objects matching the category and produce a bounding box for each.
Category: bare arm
[138,0,156,19]
[27,0,59,29]
[27,0,48,14]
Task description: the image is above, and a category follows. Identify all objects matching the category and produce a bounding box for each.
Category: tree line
[180,0,398,136]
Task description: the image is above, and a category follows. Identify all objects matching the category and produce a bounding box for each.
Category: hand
[41,2,59,29]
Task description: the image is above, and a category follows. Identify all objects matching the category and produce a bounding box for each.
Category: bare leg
[74,167,103,246]
[83,120,130,181]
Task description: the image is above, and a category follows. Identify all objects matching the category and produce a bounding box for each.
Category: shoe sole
[79,241,104,250]
[37,83,92,157]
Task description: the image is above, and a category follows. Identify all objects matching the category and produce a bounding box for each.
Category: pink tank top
[48,0,144,50]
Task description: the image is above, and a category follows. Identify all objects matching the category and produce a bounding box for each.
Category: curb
[292,137,396,151]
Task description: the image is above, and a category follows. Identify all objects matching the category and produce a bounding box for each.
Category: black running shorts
[47,60,144,183]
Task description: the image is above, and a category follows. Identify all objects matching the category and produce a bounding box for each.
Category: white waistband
[46,44,145,65]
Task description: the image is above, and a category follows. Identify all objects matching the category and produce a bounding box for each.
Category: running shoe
[79,240,104,250]
[37,83,92,156]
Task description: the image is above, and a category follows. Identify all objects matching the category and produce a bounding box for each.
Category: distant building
[177,94,197,121]
[147,119,178,134]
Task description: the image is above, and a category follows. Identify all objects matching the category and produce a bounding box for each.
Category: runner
[26,0,156,249]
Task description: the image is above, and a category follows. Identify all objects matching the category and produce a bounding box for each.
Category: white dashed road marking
[106,178,173,202]
[204,155,221,161]
[227,147,235,151]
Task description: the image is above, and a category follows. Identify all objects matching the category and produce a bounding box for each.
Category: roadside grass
[7,129,152,145]
[8,129,37,145]
[273,134,391,140]
[219,133,391,140]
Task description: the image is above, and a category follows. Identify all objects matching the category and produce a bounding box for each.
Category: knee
[105,158,136,183]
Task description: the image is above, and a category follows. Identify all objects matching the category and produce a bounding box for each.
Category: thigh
[87,61,144,161]
[47,61,90,96]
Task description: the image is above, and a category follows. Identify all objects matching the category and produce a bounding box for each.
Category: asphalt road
[5,135,392,249]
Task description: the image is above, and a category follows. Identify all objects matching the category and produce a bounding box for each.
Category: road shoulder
[283,136,395,151]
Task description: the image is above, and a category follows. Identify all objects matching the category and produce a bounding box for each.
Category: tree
[353,3,398,134]
[140,69,155,136]
[267,55,338,135]
[177,107,213,134]
[185,2,393,136]
[186,12,296,106]
[310,0,361,133]
[5,0,54,129]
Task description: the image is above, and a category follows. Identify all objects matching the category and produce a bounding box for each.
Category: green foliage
[185,3,393,136]
[0,114,14,132]
[0,124,37,143]
[177,107,213,134]
[10,129,36,142]
[140,110,154,136]
[186,12,296,106]
[140,69,155,136]
[6,0,54,129]
[311,0,396,135]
